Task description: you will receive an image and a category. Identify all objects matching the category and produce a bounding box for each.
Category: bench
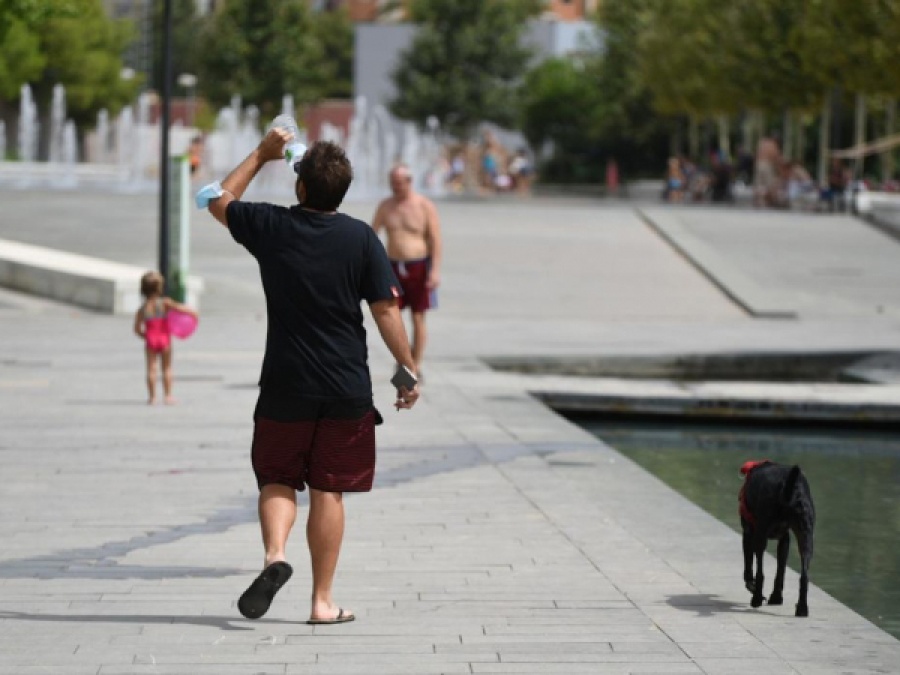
[0,238,204,314]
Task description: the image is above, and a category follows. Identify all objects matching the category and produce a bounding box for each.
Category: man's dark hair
[295,141,353,211]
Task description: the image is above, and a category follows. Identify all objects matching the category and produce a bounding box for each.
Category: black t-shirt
[227,201,399,400]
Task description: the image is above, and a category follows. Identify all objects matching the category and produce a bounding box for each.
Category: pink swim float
[167,309,198,339]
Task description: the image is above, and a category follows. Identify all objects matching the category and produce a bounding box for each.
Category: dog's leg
[768,533,789,605]
[742,525,756,593]
[751,540,766,608]
[795,529,813,617]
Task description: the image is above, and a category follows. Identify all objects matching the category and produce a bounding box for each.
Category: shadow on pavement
[666,593,766,617]
[0,610,298,631]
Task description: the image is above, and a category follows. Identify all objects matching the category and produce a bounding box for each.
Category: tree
[0,0,82,100]
[0,0,76,43]
[582,0,672,177]
[312,7,354,99]
[28,0,137,127]
[516,0,673,182]
[196,0,329,120]
[389,0,541,138]
[0,18,45,100]
[518,57,604,181]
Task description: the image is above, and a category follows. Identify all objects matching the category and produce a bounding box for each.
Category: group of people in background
[664,152,734,205]
[663,134,868,213]
[444,131,534,196]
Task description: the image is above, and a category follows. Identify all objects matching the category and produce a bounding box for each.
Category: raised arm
[207,128,291,227]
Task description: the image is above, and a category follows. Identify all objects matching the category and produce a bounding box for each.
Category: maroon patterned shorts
[251,394,381,493]
[390,258,436,313]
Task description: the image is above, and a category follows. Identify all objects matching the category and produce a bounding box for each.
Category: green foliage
[390,0,542,138]
[0,0,86,99]
[313,7,354,99]
[633,0,900,120]
[196,0,331,119]
[801,0,900,97]
[516,0,677,182]
[0,17,45,99]
[724,0,824,113]
[519,57,599,151]
[637,0,741,116]
[14,0,138,125]
[0,0,78,40]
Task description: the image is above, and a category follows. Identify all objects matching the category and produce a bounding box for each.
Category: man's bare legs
[259,484,297,567]
[308,488,353,621]
[144,348,158,404]
[410,311,427,372]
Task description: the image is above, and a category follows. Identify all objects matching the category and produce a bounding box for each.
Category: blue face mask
[194,181,224,209]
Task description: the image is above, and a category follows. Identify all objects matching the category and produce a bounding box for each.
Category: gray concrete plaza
[1,187,900,674]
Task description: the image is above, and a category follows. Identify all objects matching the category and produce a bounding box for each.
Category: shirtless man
[371,165,442,373]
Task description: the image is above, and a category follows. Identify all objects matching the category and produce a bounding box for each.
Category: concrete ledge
[856,189,900,215]
[638,207,798,318]
[0,162,127,189]
[538,389,900,425]
[0,237,203,314]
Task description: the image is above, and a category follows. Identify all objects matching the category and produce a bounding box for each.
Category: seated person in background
[508,149,534,195]
[827,158,849,212]
[709,152,733,202]
[666,157,685,203]
[786,161,817,209]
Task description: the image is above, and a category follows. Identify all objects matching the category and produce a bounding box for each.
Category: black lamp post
[158,0,173,285]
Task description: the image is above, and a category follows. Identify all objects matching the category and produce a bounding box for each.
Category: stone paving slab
[641,206,900,319]
[2,191,900,673]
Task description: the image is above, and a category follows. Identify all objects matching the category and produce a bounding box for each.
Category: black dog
[739,460,816,617]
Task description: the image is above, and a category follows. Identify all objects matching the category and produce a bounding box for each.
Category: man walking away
[205,129,419,625]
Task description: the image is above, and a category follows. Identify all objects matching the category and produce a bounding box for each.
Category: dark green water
[580,420,900,639]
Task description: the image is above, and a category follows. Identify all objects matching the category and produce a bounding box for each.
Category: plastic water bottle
[269,114,307,168]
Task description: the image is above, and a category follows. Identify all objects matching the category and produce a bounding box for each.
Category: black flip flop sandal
[237,561,293,619]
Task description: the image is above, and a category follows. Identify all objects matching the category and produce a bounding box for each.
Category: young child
[133,271,198,405]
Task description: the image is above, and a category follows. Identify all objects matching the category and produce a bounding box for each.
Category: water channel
[577,419,900,640]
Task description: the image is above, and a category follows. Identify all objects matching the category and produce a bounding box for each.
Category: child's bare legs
[161,347,175,404]
[144,348,158,404]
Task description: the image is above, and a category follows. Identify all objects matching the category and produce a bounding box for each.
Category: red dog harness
[739,460,771,526]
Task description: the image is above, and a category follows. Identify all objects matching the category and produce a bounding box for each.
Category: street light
[177,72,198,128]
[158,0,173,286]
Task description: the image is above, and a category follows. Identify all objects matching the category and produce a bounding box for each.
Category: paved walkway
[1,190,900,674]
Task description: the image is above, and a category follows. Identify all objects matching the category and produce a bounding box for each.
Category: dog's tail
[781,465,802,504]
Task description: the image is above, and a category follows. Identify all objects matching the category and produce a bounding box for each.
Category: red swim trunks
[390,257,436,313]
[251,394,382,493]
